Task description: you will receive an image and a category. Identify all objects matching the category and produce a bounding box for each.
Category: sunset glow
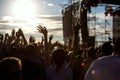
[11,0,37,19]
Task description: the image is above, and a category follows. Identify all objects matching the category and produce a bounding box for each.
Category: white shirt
[46,62,73,80]
[84,55,120,80]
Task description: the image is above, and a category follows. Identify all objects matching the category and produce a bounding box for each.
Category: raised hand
[37,25,48,36]
[18,28,24,36]
[4,33,9,45]
[29,36,35,43]
[16,28,28,46]
[11,29,15,36]
[5,33,9,39]
[49,35,53,41]
[16,32,20,38]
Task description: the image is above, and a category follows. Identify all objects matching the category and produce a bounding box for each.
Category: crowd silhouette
[0,25,120,80]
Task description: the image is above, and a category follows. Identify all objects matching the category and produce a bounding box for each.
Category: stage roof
[83,0,120,6]
[98,0,120,5]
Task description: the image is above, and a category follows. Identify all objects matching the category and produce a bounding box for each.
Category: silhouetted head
[101,41,113,56]
[22,56,42,80]
[0,57,22,80]
[29,36,35,43]
[87,47,96,57]
[52,48,67,67]
[25,44,37,55]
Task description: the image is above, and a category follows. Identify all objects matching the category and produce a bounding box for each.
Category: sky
[0,0,70,43]
[0,0,117,45]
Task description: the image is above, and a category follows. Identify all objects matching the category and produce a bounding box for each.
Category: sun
[11,0,37,19]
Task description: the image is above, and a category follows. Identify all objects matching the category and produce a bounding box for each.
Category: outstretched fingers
[37,25,48,36]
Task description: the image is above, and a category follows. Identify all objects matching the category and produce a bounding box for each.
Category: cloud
[48,28,62,32]
[49,30,63,36]
[43,1,47,4]
[0,15,63,43]
[47,3,54,6]
[42,1,54,7]
[34,15,63,31]
[0,20,9,23]
[0,24,16,30]
[0,24,18,35]
[36,15,62,21]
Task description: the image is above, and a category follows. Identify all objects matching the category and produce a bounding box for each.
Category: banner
[62,6,73,39]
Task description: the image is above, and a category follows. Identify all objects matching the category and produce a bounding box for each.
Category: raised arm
[4,33,10,46]
[49,35,53,44]
[18,28,28,46]
[37,25,50,66]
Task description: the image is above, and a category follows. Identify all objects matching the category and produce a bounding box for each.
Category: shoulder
[84,55,120,80]
[92,55,118,64]
[90,55,120,70]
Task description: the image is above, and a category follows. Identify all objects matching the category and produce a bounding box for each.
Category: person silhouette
[0,57,22,80]
[46,48,73,80]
